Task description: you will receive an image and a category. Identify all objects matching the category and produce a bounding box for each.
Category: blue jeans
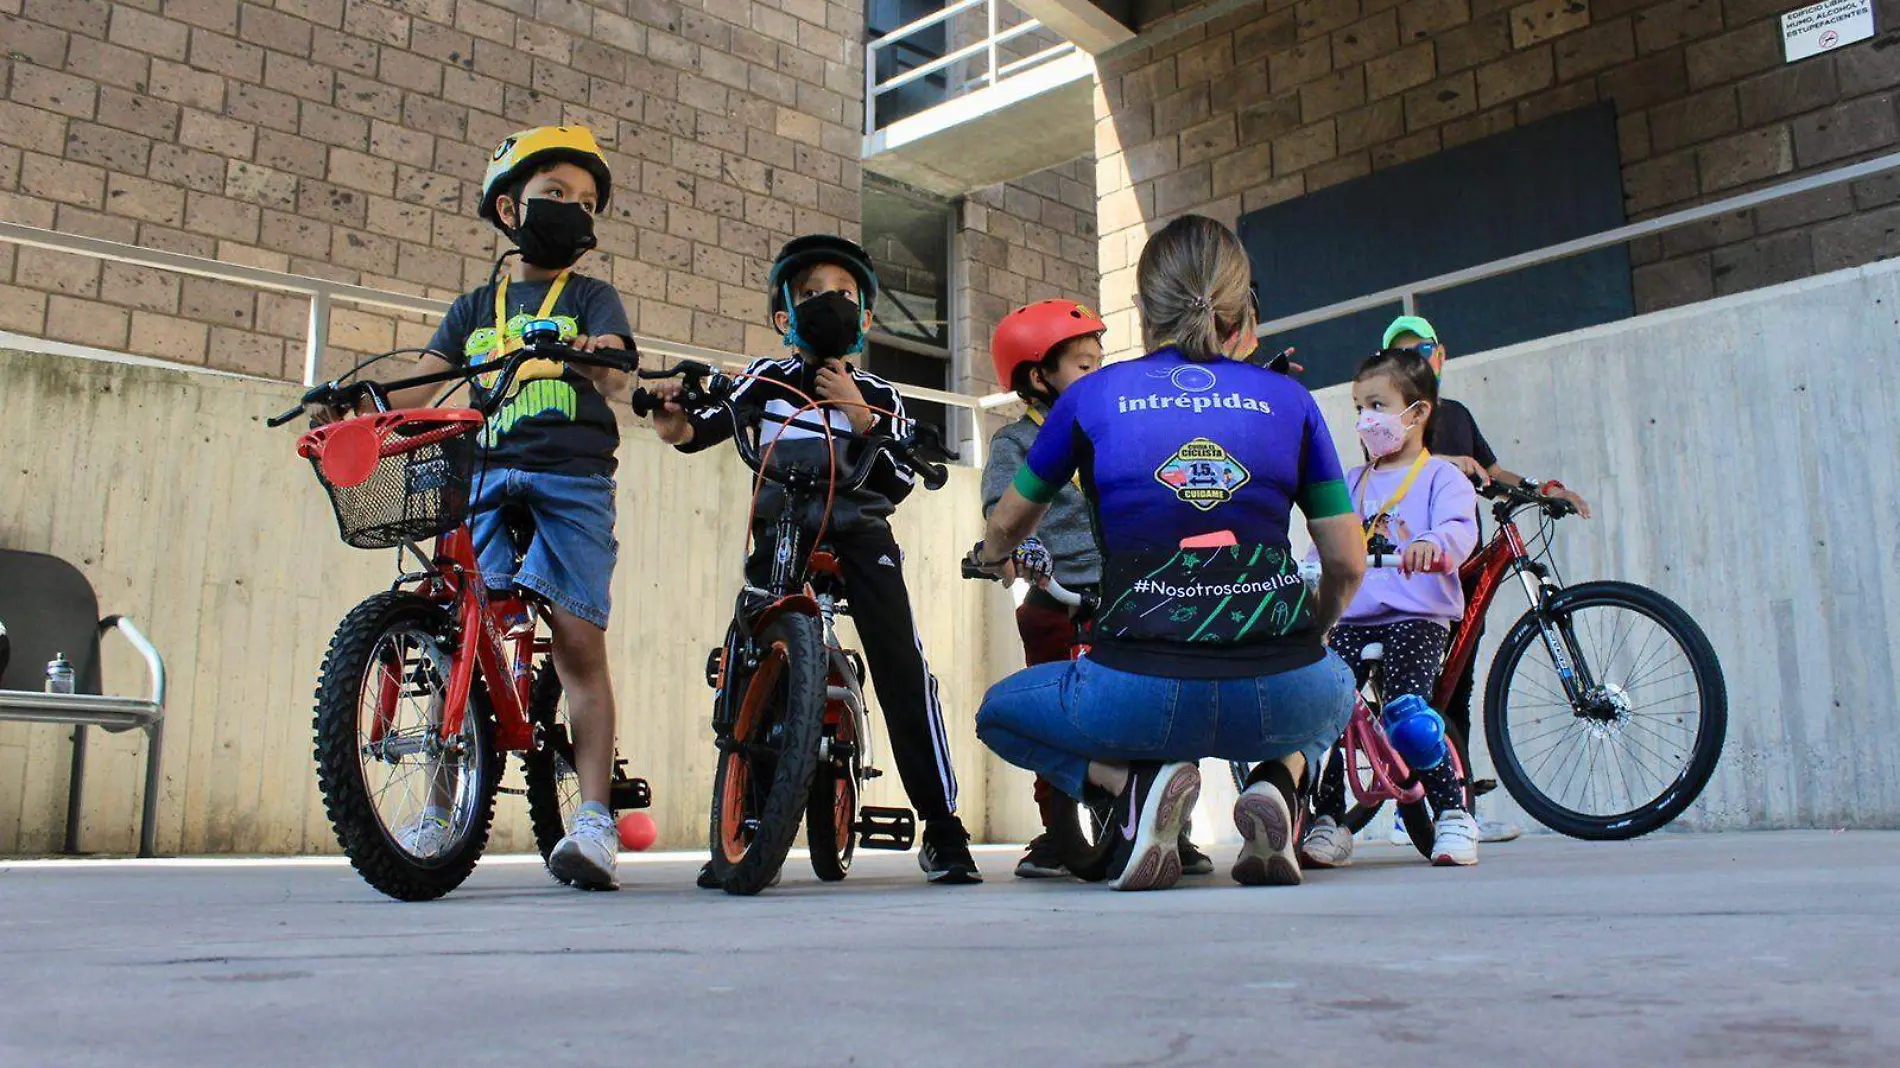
[976,653,1356,800]
[470,468,617,629]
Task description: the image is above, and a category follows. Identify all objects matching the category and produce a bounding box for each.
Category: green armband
[1012,464,1061,504]
[1299,479,1351,519]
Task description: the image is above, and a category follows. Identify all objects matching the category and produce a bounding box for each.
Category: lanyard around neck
[493,269,571,356]
[1354,449,1431,534]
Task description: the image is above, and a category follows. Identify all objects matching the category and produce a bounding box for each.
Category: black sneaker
[1178,831,1215,876]
[1014,833,1068,879]
[1104,761,1201,891]
[919,817,983,884]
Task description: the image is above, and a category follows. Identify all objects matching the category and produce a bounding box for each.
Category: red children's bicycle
[1233,479,1726,844]
[268,324,654,900]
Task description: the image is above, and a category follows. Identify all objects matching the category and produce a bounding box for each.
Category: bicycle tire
[519,660,582,884]
[313,592,501,901]
[708,612,826,895]
[805,697,859,881]
[1484,580,1726,840]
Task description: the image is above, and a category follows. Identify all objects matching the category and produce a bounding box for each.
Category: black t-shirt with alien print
[427,273,632,476]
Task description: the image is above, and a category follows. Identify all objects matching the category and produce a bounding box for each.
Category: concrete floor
[2,831,1895,1068]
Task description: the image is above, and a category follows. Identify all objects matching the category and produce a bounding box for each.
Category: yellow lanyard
[493,268,571,356]
[1026,405,1083,490]
[1354,449,1431,536]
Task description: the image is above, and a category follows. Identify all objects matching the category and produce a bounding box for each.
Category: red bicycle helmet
[991,299,1106,391]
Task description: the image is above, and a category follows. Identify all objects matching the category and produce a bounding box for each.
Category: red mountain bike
[630,362,955,895]
[267,325,653,900]
[1234,479,1726,843]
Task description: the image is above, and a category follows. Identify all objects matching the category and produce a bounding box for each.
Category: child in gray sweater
[980,299,1213,879]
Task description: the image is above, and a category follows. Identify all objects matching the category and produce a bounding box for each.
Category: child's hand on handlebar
[645,380,694,445]
[1400,539,1441,577]
[1013,537,1054,584]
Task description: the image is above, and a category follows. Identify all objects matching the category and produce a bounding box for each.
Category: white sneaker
[1299,815,1355,868]
[1478,816,1523,843]
[548,808,620,890]
[398,813,454,858]
[1431,809,1479,867]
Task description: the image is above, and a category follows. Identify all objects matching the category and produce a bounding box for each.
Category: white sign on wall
[1781,0,1876,62]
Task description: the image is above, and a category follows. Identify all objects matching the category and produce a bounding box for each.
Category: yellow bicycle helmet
[479,125,613,226]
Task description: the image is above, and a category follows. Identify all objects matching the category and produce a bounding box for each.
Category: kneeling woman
[970,215,1367,891]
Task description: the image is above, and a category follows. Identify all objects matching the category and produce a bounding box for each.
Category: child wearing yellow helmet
[337,125,635,890]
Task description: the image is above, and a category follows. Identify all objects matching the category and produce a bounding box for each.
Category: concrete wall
[0,346,1019,854]
[1090,0,1900,359]
[1298,258,1900,830]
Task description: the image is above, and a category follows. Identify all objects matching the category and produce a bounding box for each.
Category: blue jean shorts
[469,467,617,629]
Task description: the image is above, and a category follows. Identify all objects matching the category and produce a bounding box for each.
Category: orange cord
[703,372,905,582]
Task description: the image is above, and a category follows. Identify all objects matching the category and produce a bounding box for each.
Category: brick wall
[0,0,870,379]
[958,154,1100,397]
[1092,0,1900,356]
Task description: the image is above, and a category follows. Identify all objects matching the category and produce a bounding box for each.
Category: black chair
[0,549,166,857]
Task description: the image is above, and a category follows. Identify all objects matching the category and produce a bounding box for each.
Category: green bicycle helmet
[767,234,879,325]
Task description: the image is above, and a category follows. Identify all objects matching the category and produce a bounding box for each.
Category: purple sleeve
[1296,391,1351,518]
[1417,463,1480,560]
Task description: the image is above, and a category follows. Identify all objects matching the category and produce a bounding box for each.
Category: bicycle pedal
[856,806,915,851]
[862,766,883,780]
[1471,778,1498,797]
[610,777,652,810]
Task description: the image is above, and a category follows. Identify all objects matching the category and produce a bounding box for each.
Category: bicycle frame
[1435,509,1598,714]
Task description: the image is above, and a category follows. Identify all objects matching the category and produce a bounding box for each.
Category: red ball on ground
[616,811,657,851]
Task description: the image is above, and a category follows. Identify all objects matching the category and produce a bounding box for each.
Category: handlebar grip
[961,557,1002,582]
[917,461,949,492]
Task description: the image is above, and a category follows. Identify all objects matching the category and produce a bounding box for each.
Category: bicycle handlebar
[1478,477,1578,518]
[629,361,956,492]
[267,327,641,427]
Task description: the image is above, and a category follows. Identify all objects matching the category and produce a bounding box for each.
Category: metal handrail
[0,219,992,452]
[1253,150,1900,338]
[865,0,1067,137]
[973,150,1900,410]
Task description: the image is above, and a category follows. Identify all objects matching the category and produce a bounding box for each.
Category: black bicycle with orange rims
[632,363,955,895]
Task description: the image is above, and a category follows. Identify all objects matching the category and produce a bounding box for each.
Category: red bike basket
[297,409,485,549]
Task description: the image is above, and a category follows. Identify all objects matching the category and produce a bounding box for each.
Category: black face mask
[506,198,597,269]
[788,291,865,362]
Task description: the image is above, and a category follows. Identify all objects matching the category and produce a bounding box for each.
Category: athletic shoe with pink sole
[1104,761,1201,891]
[1232,776,1303,886]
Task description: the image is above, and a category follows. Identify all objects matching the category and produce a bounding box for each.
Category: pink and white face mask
[1355,404,1418,459]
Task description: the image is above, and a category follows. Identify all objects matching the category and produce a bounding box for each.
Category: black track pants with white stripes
[747,522,958,822]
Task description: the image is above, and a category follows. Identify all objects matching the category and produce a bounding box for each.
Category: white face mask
[1355,403,1419,459]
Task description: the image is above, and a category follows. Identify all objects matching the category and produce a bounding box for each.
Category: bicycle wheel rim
[1492,588,1721,832]
[719,641,788,865]
[355,622,486,867]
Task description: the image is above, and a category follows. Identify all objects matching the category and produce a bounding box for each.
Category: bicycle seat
[1361,642,1386,663]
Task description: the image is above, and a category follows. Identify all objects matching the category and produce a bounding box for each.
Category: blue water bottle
[1383,693,1448,770]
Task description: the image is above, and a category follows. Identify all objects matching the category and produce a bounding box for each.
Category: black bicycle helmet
[767,234,879,323]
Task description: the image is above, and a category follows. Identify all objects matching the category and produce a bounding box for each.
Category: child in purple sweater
[1301,349,1480,869]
